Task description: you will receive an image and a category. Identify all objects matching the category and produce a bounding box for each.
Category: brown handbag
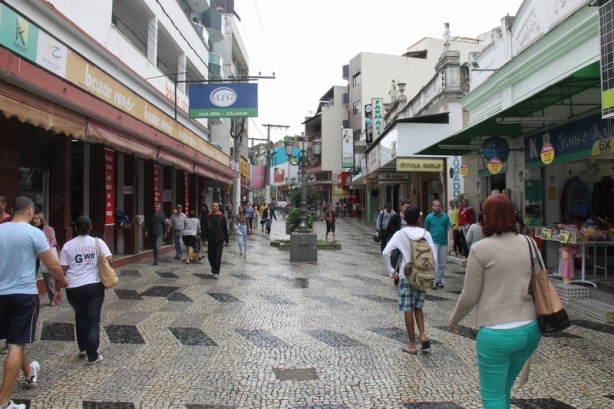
[96,238,118,289]
[524,235,570,334]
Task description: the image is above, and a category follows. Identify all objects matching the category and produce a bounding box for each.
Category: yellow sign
[63,50,230,167]
[591,137,613,156]
[559,230,570,244]
[460,162,468,177]
[396,158,443,172]
[540,228,552,241]
[487,157,503,174]
[240,159,249,177]
[540,143,555,164]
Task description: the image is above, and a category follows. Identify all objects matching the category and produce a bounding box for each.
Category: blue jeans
[237,225,248,255]
[152,234,162,262]
[477,320,541,408]
[433,243,448,283]
[66,283,105,362]
[265,219,272,234]
[173,230,183,257]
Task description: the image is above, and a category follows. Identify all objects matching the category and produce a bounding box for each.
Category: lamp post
[285,135,322,233]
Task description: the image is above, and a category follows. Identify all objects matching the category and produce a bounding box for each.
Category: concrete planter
[270,240,341,251]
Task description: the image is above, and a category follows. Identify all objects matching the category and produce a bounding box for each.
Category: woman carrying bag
[448,194,541,409]
[59,216,113,365]
[32,212,62,306]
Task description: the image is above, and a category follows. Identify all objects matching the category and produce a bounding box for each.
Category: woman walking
[59,216,112,364]
[32,212,62,306]
[235,205,249,259]
[182,210,201,264]
[448,194,541,408]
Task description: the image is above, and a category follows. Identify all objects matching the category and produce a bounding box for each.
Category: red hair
[482,194,518,237]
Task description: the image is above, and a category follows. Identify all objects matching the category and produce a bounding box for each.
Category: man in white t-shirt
[0,197,67,409]
[279,200,287,219]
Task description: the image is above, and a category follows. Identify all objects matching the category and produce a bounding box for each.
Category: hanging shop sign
[396,158,444,172]
[524,113,613,168]
[487,157,503,174]
[481,136,510,161]
[371,98,384,140]
[104,148,115,225]
[540,143,555,164]
[377,173,411,184]
[153,164,161,204]
[184,173,190,216]
[460,162,468,177]
[600,0,614,119]
[189,83,258,118]
[240,159,249,178]
[365,104,373,144]
[341,128,354,168]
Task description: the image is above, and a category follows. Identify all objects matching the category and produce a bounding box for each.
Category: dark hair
[190,210,196,217]
[404,205,421,226]
[0,192,7,204]
[13,196,34,215]
[482,194,517,237]
[75,216,92,236]
[401,199,412,206]
[477,212,484,224]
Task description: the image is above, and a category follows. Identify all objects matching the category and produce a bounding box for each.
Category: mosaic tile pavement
[2,216,614,408]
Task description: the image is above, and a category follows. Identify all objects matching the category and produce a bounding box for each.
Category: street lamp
[285,176,298,188]
[284,135,322,232]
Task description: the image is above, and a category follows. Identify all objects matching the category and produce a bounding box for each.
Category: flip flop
[421,340,431,352]
[400,347,418,355]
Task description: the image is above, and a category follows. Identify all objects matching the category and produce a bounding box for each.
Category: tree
[290,185,319,209]
[275,135,300,145]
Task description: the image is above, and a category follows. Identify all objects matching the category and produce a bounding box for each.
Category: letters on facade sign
[396,158,443,172]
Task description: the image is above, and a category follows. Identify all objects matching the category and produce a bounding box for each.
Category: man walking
[325,205,336,242]
[424,199,453,288]
[145,202,167,265]
[279,200,287,219]
[382,205,436,355]
[386,199,412,285]
[375,203,396,252]
[202,203,230,278]
[262,203,277,235]
[0,197,68,409]
[355,201,363,221]
[168,204,187,260]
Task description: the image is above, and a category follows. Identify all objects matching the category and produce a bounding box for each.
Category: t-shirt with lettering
[0,221,49,295]
[59,235,112,289]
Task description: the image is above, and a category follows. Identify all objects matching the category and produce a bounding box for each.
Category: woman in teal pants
[448,194,542,408]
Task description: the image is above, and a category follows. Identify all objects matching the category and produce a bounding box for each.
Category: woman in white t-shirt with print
[59,216,113,365]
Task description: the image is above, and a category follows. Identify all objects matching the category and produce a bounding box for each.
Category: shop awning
[194,164,232,185]
[417,62,601,156]
[0,80,86,138]
[157,149,194,174]
[87,121,158,159]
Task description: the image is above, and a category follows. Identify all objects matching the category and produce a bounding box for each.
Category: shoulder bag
[524,235,570,334]
[96,238,118,289]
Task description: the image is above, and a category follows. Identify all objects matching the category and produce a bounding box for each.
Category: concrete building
[0,0,241,265]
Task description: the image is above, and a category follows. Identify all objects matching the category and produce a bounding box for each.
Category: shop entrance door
[20,168,48,217]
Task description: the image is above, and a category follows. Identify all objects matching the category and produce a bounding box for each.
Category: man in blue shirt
[424,199,453,288]
[0,197,68,409]
[145,202,167,265]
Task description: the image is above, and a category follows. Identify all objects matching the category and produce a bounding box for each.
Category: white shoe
[86,355,103,365]
[2,400,26,409]
[79,351,87,358]
[25,361,39,388]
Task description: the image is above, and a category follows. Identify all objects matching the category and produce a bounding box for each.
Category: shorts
[0,294,40,344]
[398,278,426,311]
[182,235,196,248]
[326,223,335,233]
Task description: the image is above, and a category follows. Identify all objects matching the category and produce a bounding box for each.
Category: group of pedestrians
[381,194,542,409]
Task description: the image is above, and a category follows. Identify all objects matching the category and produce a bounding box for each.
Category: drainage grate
[272,367,319,381]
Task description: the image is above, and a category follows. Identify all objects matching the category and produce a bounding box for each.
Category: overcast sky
[236,0,524,143]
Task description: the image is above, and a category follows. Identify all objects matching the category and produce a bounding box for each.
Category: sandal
[400,347,418,355]
[421,340,431,352]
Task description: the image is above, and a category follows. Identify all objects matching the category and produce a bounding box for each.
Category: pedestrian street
[4,216,614,408]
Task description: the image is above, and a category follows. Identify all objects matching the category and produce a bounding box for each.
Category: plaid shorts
[398,278,426,311]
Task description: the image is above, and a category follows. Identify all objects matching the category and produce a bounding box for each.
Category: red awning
[87,121,158,159]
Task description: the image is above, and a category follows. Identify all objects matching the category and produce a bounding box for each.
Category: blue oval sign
[482,136,510,161]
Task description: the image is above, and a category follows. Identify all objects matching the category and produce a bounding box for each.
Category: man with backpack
[382,205,438,355]
[386,199,412,286]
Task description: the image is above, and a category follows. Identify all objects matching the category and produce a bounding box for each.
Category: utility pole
[262,124,289,204]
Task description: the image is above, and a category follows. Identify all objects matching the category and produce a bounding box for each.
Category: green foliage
[286,208,314,229]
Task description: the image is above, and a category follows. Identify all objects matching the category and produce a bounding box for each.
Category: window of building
[353,101,362,116]
[352,72,362,87]
[111,0,152,57]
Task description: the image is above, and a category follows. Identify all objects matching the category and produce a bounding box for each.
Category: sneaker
[86,355,103,365]
[153,261,158,265]
[79,351,87,358]
[214,274,219,279]
[25,361,39,388]
[435,282,444,288]
[2,400,26,409]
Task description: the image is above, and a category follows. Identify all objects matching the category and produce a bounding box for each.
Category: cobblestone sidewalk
[3,217,614,408]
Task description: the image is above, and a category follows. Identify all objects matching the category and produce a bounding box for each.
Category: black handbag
[525,236,571,335]
[373,231,381,243]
